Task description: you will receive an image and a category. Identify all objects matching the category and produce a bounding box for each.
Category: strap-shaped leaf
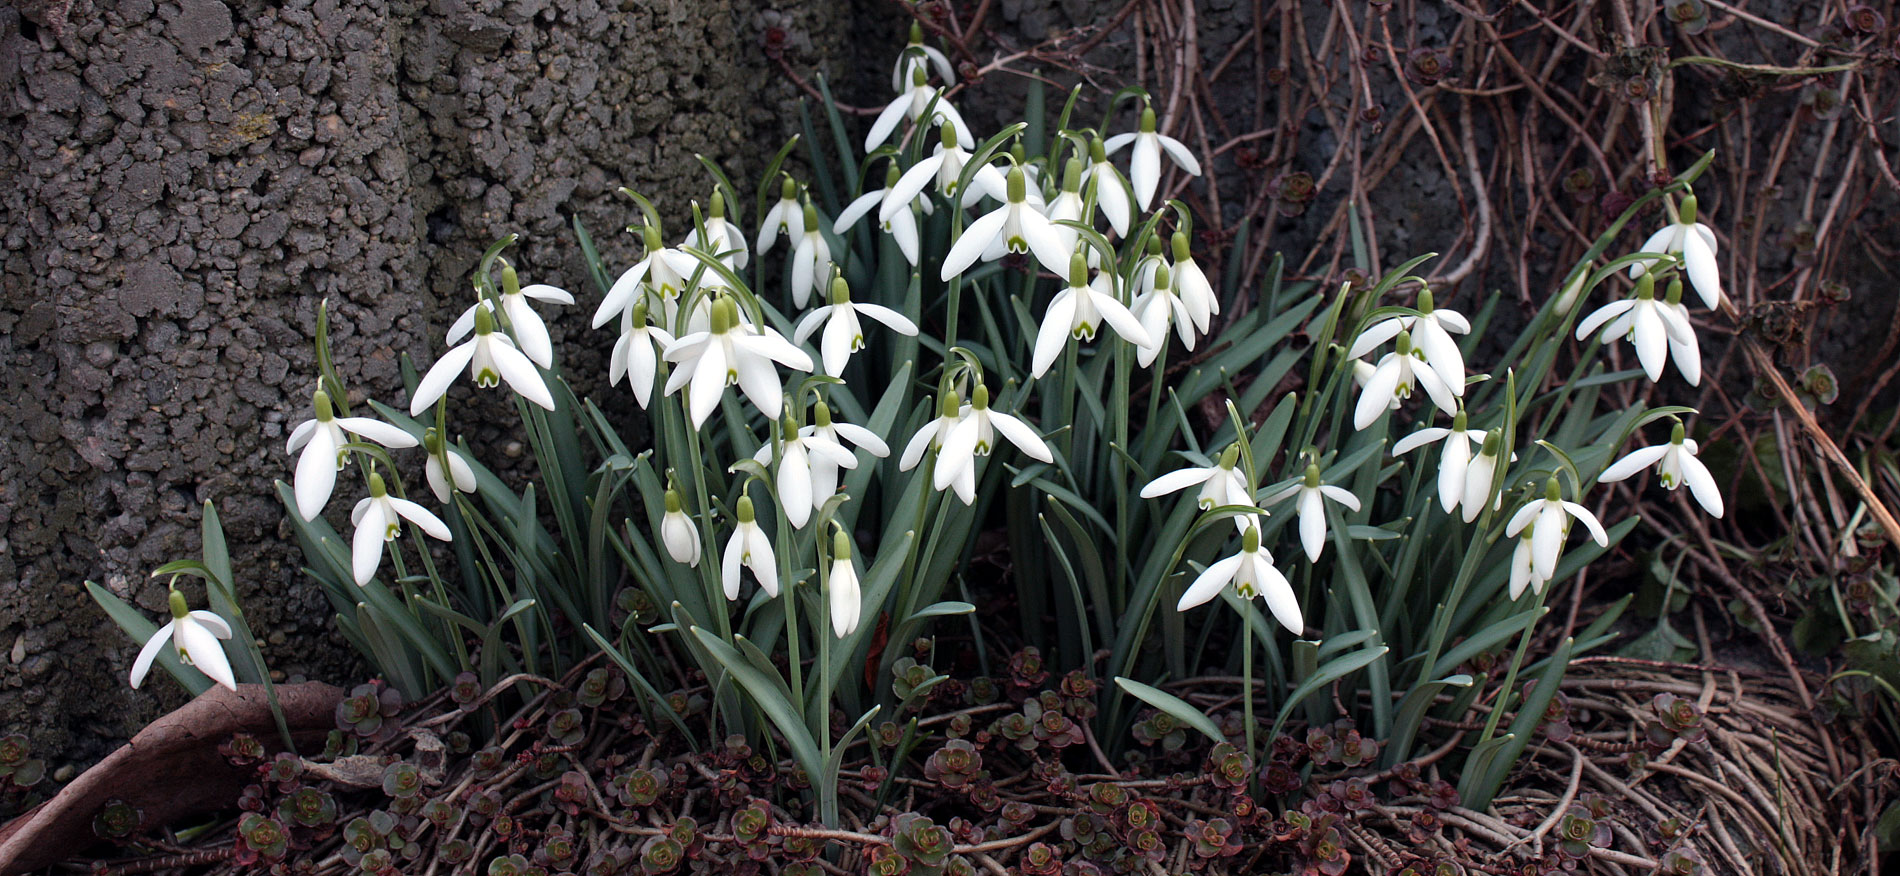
[1114,677,1225,745]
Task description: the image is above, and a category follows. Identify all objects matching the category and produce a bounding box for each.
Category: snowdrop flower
[1353,330,1457,430]
[447,263,573,370]
[1132,262,1196,367]
[1177,523,1301,633]
[130,588,236,691]
[1575,271,1699,386]
[350,473,452,586]
[660,489,700,567]
[835,163,930,266]
[1031,252,1152,377]
[411,307,557,415]
[1598,422,1723,518]
[827,529,863,637]
[1142,444,1250,511]
[609,299,677,408]
[722,494,777,600]
[594,225,699,330]
[1169,231,1218,333]
[1507,533,1546,600]
[757,177,805,257]
[662,297,815,428]
[881,122,1008,220]
[867,66,972,152]
[793,277,920,376]
[936,384,1054,503]
[422,428,477,504]
[1503,478,1610,589]
[753,413,858,528]
[287,389,419,521]
[1392,411,1489,515]
[1461,429,1511,524]
[789,202,837,309]
[1044,159,1088,256]
[1347,288,1469,400]
[1554,263,1592,317]
[1627,193,1721,308]
[801,400,889,504]
[1082,136,1135,238]
[899,390,974,503]
[1103,105,1202,211]
[890,22,954,94]
[1264,464,1362,563]
[940,166,1071,281]
[681,190,749,270]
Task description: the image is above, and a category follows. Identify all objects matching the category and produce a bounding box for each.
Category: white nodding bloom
[609,299,677,409]
[880,122,1008,219]
[680,190,750,270]
[935,384,1054,504]
[594,225,699,330]
[1044,159,1088,258]
[835,163,930,266]
[1627,193,1722,309]
[422,428,477,504]
[1598,421,1723,518]
[757,177,806,257]
[899,391,971,502]
[793,277,919,377]
[827,529,862,638]
[789,202,837,309]
[1177,522,1301,634]
[890,23,954,94]
[286,389,419,521]
[940,166,1071,281]
[801,401,889,505]
[1102,105,1202,212]
[660,489,701,567]
[1576,272,1700,386]
[661,297,815,428]
[349,473,452,586]
[447,263,573,370]
[1263,464,1363,563]
[130,588,237,692]
[1031,251,1153,378]
[411,306,556,416]
[752,413,858,529]
[722,495,777,601]
[1132,261,1197,368]
[1461,429,1511,524]
[1353,329,1458,430]
[1392,411,1490,515]
[1083,136,1135,238]
[1346,288,1470,400]
[1140,443,1259,533]
[1503,478,1610,594]
[1169,231,1219,332]
[867,66,973,153]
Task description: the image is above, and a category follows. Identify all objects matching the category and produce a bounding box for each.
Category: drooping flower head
[411,305,557,415]
[1627,192,1722,309]
[447,261,574,370]
[1176,523,1301,634]
[1102,104,1202,211]
[828,528,863,638]
[661,488,701,567]
[682,189,750,270]
[1263,463,1362,563]
[130,588,236,692]
[1392,410,1489,516]
[793,276,920,377]
[1030,250,1152,377]
[940,165,1071,281]
[662,296,815,428]
[1353,329,1457,430]
[350,472,452,586]
[1503,477,1610,598]
[1598,421,1723,518]
[722,494,778,601]
[288,388,419,521]
[422,427,477,504]
[1575,270,1699,386]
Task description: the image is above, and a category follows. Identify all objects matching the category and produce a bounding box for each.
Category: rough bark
[0,0,856,775]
